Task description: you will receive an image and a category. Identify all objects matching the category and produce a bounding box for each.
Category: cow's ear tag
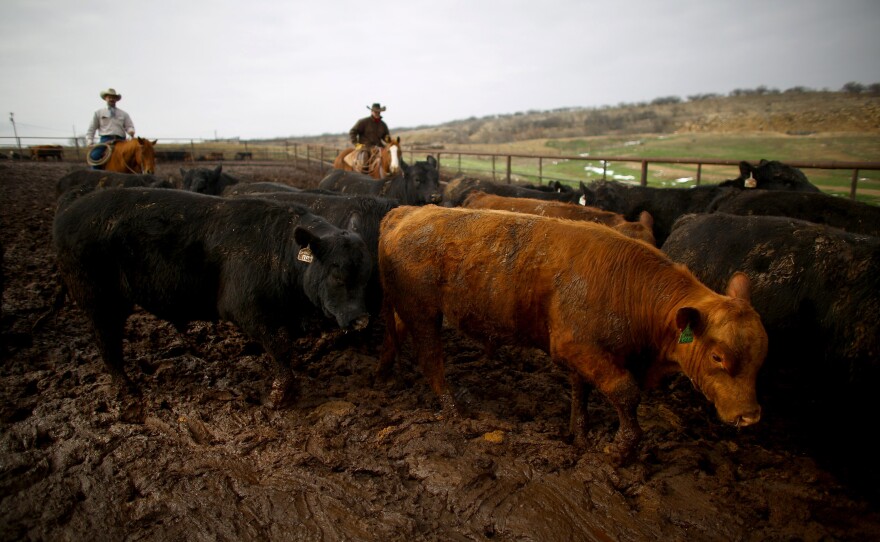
[297,246,314,263]
[678,323,694,344]
[744,174,757,189]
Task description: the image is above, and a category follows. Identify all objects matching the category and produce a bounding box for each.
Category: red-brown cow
[377,205,767,465]
[461,191,657,246]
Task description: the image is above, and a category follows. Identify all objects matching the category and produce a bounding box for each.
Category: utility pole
[9,112,23,157]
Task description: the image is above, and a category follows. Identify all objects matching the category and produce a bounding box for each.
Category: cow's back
[461,191,656,245]
[318,170,382,196]
[444,177,579,207]
[709,190,880,237]
[380,205,675,350]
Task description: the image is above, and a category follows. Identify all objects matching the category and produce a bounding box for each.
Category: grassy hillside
[254,90,880,202]
[285,90,880,148]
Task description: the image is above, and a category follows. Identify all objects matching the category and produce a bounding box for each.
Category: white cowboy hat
[100,88,122,99]
[367,103,386,112]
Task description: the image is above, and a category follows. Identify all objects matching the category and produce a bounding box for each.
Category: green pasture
[434,133,880,205]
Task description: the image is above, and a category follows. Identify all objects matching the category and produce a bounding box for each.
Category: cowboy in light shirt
[86,87,135,165]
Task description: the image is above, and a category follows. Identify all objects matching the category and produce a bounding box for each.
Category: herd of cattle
[47,156,880,465]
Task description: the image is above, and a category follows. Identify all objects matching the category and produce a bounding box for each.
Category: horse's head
[135,137,157,174]
[383,136,402,176]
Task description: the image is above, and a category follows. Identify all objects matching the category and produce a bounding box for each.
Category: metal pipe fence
[3,137,878,202]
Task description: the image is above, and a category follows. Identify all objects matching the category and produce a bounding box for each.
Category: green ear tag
[679,324,694,344]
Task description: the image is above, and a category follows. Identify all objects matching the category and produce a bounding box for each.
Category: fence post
[506,155,512,182]
[190,139,196,160]
[696,163,702,186]
[850,169,860,200]
[538,157,543,184]
[640,160,648,186]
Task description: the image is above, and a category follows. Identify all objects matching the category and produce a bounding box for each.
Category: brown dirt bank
[2,160,879,541]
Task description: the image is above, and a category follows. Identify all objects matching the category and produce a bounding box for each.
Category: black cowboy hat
[367,103,386,112]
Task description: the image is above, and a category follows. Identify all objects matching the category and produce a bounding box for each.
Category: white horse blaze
[388,144,400,174]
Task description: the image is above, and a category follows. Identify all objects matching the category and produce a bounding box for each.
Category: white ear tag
[744,174,757,188]
[297,246,314,263]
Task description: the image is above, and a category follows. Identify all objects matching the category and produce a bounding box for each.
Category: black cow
[581,159,820,246]
[443,176,582,207]
[180,165,240,195]
[231,190,399,314]
[55,169,171,199]
[718,159,820,192]
[708,190,880,238]
[53,188,372,407]
[318,155,442,205]
[662,212,880,491]
[223,182,302,195]
[663,212,880,369]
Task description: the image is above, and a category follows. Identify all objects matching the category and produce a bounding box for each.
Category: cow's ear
[738,161,752,180]
[675,307,702,337]
[213,165,223,176]
[638,210,654,228]
[294,219,336,256]
[725,272,751,302]
[345,212,363,234]
[426,155,437,167]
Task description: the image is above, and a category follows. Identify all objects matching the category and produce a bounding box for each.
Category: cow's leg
[410,314,456,417]
[568,372,592,446]
[563,348,643,465]
[76,289,133,390]
[601,377,643,466]
[91,312,134,394]
[256,327,298,409]
[376,303,405,381]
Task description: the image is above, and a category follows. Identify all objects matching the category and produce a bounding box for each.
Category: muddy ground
[2,160,879,541]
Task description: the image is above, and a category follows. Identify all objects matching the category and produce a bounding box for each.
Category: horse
[333,136,402,179]
[88,137,157,174]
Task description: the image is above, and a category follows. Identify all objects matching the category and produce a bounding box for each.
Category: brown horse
[89,137,157,174]
[333,136,402,179]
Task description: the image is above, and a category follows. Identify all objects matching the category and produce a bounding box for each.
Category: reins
[122,142,143,174]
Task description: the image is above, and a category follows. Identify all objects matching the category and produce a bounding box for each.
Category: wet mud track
[2,160,879,541]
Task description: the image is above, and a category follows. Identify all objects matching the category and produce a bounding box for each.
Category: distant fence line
[3,136,879,201]
[418,149,880,201]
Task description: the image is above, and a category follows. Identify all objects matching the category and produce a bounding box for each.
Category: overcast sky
[1,0,878,143]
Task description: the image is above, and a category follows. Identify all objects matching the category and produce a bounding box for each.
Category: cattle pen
[4,136,879,203]
[404,149,880,204]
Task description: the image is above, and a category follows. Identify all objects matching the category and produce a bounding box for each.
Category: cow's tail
[31,278,67,333]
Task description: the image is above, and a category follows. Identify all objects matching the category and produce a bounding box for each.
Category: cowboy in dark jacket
[349,103,390,170]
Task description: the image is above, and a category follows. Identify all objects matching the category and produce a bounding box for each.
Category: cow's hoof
[266,377,297,409]
[604,441,636,467]
[119,398,145,424]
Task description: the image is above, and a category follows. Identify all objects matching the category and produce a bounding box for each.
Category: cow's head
[403,155,442,204]
[720,159,819,192]
[669,272,767,428]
